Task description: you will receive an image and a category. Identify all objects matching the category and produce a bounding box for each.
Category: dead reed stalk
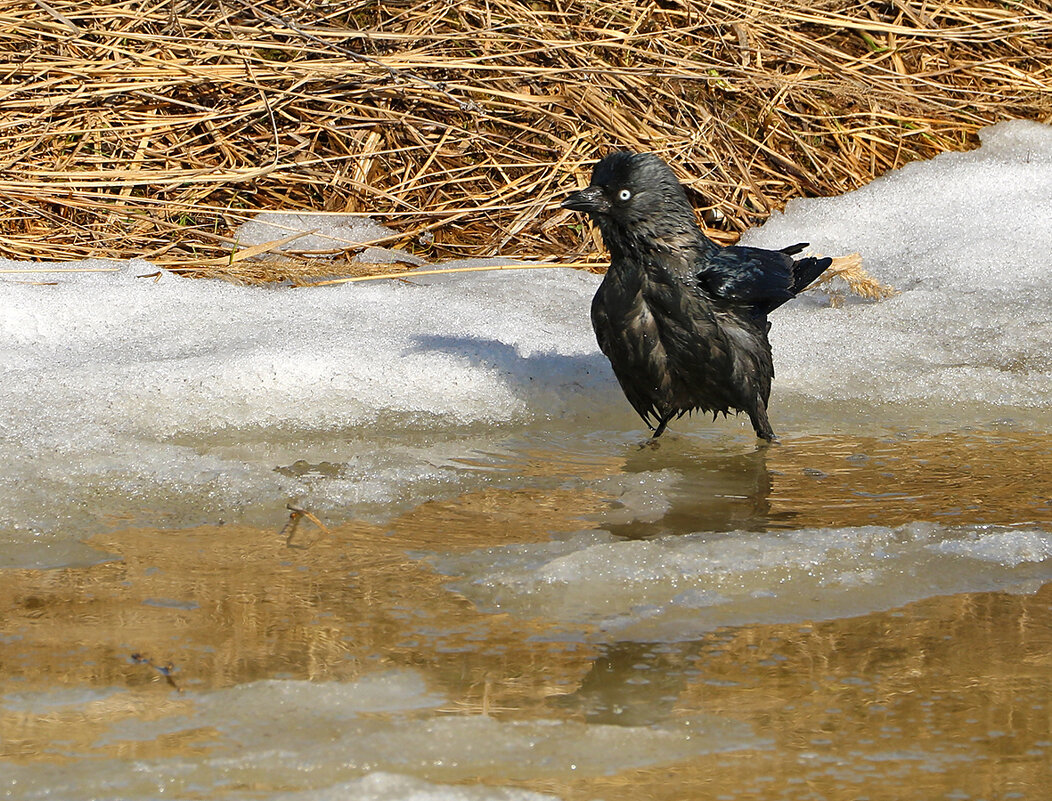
[0,0,1049,279]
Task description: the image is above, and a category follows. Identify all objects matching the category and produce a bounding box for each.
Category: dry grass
[0,0,1050,278]
[810,252,898,304]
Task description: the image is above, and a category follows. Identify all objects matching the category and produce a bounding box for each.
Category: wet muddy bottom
[2,427,1050,800]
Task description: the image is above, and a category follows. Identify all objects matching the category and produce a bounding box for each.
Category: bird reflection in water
[601,439,775,539]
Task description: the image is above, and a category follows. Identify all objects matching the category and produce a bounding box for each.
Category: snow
[427,523,1052,642]
[2,670,757,798]
[747,120,1052,411]
[1,119,1050,542]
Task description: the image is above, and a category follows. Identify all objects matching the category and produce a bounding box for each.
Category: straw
[0,0,1047,282]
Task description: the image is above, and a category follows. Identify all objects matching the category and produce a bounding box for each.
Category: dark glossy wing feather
[696,246,795,306]
[695,242,831,314]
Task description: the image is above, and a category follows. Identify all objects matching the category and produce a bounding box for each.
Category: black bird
[562,152,831,441]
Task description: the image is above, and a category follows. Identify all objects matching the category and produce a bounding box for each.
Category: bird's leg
[635,416,671,449]
[652,417,670,438]
[748,398,777,442]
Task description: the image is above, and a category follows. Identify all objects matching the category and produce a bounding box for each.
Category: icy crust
[1,670,757,800]
[0,263,617,535]
[1,120,1051,533]
[0,263,606,436]
[427,523,1052,643]
[1,123,1050,444]
[267,774,561,801]
[748,120,1052,409]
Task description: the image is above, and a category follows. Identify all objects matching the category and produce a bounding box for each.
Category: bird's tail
[790,254,833,294]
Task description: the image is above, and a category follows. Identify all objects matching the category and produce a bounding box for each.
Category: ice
[427,523,1052,642]
[0,534,117,569]
[1,120,1051,537]
[0,260,613,535]
[745,120,1052,412]
[1,669,757,799]
[235,211,426,265]
[266,773,561,801]
[213,669,449,715]
[3,763,566,801]
[0,263,602,435]
[927,528,1052,567]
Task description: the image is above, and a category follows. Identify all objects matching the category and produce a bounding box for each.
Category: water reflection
[767,428,1051,530]
[460,426,1050,539]
[598,427,1050,535]
[556,585,1052,801]
[606,443,773,538]
[1,427,1049,799]
[553,641,700,726]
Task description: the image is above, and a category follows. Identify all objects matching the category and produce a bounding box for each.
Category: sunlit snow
[3,121,1050,547]
[747,120,1052,412]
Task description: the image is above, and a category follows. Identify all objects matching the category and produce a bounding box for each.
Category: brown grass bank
[0,0,1049,274]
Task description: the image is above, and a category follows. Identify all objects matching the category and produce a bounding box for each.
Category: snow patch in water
[428,522,1052,642]
[1,668,756,799]
[268,772,561,801]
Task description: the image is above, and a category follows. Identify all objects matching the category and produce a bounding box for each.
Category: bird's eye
[617,188,632,202]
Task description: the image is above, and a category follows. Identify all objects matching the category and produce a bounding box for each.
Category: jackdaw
[562,152,831,441]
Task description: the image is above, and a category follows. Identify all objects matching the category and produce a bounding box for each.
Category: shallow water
[3,121,1052,799]
[3,426,1049,800]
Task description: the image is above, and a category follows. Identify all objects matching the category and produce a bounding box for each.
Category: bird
[562,151,831,441]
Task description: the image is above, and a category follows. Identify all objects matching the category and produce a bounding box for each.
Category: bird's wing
[590,289,612,357]
[694,245,797,309]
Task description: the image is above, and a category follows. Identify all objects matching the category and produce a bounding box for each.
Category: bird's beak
[561,185,608,214]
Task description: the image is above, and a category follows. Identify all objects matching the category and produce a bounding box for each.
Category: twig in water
[131,653,182,692]
[282,503,332,549]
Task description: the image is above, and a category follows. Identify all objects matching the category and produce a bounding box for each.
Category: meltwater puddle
[1,426,1049,800]
[421,427,1050,642]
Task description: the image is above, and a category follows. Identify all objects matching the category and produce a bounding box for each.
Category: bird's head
[561,152,698,245]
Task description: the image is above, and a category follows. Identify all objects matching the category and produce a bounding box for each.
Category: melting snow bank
[749,120,1052,411]
[2,670,758,800]
[0,259,607,435]
[1,120,1051,536]
[427,523,1052,643]
[0,259,613,538]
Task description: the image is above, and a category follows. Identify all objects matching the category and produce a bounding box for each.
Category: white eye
[617,188,632,202]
